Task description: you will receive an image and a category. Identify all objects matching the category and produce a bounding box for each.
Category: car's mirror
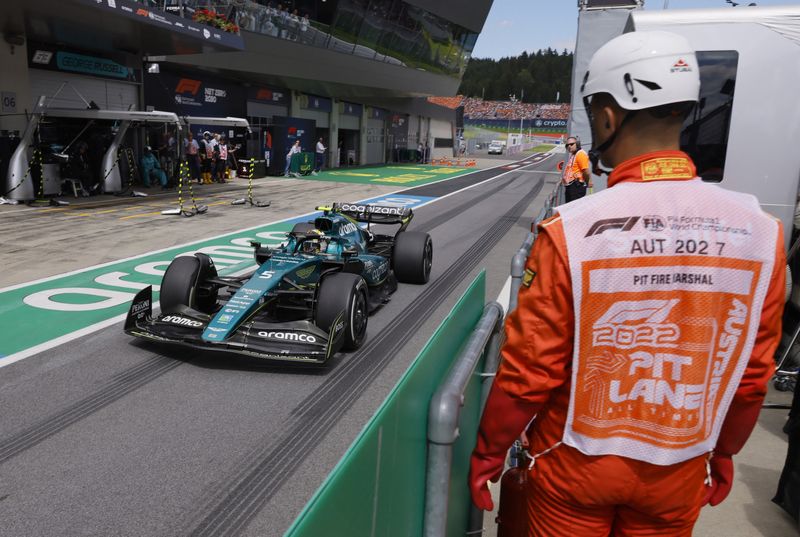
[253,243,272,265]
[342,246,358,259]
[557,161,564,171]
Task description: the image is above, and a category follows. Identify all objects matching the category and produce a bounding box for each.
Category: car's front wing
[124,287,344,365]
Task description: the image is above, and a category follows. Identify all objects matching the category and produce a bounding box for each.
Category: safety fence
[285,271,487,537]
[423,301,504,536]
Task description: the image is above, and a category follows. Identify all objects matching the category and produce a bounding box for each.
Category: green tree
[458,48,573,103]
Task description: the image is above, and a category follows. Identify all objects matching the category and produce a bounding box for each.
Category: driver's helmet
[301,229,329,254]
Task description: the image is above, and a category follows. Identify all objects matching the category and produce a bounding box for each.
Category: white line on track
[0,154,551,367]
[496,276,512,315]
[0,315,128,368]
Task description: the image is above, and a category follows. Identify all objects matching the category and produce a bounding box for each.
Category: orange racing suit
[476,151,784,536]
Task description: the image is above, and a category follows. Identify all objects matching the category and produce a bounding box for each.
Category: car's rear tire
[159,253,218,314]
[393,231,433,284]
[315,273,368,351]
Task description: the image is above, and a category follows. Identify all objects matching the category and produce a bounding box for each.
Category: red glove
[704,453,733,506]
[704,389,764,506]
[469,382,539,511]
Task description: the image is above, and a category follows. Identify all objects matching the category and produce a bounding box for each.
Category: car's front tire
[159,253,218,314]
[315,273,368,351]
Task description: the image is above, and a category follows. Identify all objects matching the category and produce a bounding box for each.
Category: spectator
[288,9,300,40]
[184,131,201,184]
[300,14,310,42]
[314,137,327,175]
[206,132,219,183]
[217,135,229,183]
[417,141,424,163]
[453,96,571,121]
[199,131,211,184]
[285,139,301,176]
[277,5,289,38]
[140,146,168,189]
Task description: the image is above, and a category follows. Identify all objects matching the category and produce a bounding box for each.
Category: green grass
[525,144,555,153]
[464,125,566,137]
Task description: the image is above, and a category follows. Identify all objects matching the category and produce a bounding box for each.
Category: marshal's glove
[704,453,734,506]
[469,383,540,511]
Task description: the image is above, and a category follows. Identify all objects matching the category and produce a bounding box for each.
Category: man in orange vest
[562,136,591,202]
[469,30,785,536]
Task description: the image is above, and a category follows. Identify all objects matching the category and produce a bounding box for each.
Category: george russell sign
[29,44,141,83]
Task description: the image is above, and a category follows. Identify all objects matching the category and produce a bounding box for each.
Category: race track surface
[0,154,558,536]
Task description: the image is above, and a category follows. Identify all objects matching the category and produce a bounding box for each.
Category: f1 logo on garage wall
[175,79,202,95]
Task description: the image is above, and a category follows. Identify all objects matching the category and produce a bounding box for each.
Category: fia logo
[642,215,666,232]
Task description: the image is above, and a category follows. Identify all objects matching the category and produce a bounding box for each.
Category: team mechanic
[469,31,785,536]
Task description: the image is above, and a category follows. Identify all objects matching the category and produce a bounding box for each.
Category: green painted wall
[286,271,487,536]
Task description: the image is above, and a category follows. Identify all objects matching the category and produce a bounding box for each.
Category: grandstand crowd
[428,96,570,120]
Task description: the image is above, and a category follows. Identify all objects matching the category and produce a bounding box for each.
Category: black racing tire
[315,273,368,351]
[392,231,433,284]
[291,222,317,234]
[159,254,218,314]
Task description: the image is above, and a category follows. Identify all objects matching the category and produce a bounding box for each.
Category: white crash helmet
[581,30,700,111]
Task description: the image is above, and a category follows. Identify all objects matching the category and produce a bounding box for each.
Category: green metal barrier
[285,271,487,537]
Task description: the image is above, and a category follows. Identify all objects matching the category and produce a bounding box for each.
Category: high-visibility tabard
[557,178,777,465]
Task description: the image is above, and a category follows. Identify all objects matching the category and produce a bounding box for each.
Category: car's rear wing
[320,203,413,225]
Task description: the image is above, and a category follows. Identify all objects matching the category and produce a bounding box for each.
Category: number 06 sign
[2,92,17,113]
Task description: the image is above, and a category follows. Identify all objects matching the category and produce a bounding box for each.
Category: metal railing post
[508,232,536,314]
[466,314,505,535]
[423,302,504,537]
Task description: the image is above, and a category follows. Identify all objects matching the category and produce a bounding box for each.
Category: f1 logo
[585,216,640,237]
[175,79,201,95]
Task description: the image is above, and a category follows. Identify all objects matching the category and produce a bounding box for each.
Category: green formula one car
[124,202,433,364]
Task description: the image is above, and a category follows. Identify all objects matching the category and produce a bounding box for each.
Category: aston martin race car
[124,202,433,364]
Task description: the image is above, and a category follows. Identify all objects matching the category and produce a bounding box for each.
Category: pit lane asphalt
[0,154,557,536]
